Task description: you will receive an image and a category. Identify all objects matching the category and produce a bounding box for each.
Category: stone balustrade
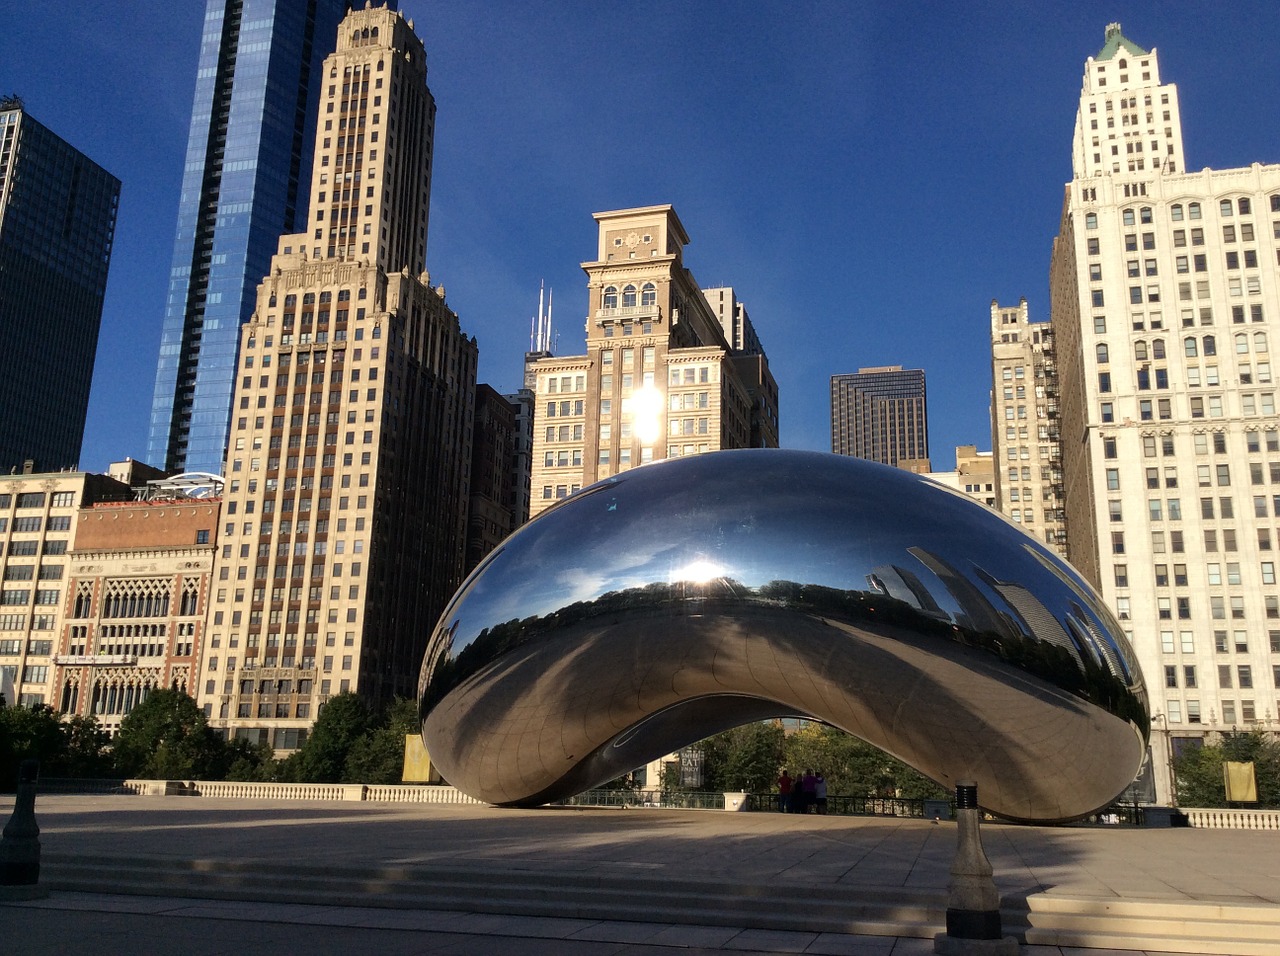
[1182,807,1280,829]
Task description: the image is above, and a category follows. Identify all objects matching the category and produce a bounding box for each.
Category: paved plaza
[3,795,1279,954]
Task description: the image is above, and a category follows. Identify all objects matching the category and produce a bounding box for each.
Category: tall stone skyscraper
[830,366,928,468]
[197,5,477,746]
[148,0,353,476]
[0,98,120,472]
[526,206,778,520]
[989,298,1067,556]
[1050,23,1280,802]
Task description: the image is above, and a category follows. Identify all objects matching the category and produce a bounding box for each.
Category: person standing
[800,769,817,814]
[815,773,828,815]
[777,770,793,813]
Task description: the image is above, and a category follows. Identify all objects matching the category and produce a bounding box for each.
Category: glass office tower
[148,0,352,476]
[0,99,120,472]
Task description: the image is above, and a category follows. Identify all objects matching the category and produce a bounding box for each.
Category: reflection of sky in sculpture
[442,451,1121,665]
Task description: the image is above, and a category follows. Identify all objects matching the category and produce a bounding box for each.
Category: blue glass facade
[0,103,120,471]
[148,0,350,475]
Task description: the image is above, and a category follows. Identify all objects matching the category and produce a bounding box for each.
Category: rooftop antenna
[531,280,554,353]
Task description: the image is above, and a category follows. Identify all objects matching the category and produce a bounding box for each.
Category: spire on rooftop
[1096,22,1148,61]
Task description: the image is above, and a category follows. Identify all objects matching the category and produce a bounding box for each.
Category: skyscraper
[830,366,928,467]
[0,98,120,472]
[1049,23,1280,802]
[526,205,779,519]
[197,5,477,745]
[989,298,1067,555]
[148,0,353,476]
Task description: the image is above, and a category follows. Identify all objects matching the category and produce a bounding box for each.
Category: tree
[290,692,370,783]
[783,722,946,800]
[700,721,785,793]
[223,738,279,782]
[112,689,229,779]
[1174,730,1280,808]
[55,714,113,778]
[0,703,112,788]
[343,697,419,784]
[0,703,65,789]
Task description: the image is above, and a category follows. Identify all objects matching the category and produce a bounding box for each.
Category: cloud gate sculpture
[418,450,1148,823]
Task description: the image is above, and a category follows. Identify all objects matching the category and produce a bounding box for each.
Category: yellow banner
[402,734,436,783]
[1223,761,1257,802]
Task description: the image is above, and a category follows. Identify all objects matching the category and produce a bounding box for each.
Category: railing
[31,779,1278,828]
[34,778,482,805]
[553,788,726,810]
[555,790,933,817]
[1182,807,1280,829]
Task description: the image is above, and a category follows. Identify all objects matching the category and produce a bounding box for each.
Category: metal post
[934,782,1018,955]
[1,759,47,899]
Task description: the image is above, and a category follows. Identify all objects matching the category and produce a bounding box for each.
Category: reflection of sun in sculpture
[673,559,723,584]
[632,383,664,445]
[420,450,1148,822]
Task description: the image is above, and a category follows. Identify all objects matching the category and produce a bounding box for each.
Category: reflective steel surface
[419,450,1148,822]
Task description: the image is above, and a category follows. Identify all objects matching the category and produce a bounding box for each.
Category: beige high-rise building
[528,206,777,518]
[927,445,997,508]
[1050,23,1280,802]
[989,298,1068,556]
[0,468,113,707]
[197,5,477,748]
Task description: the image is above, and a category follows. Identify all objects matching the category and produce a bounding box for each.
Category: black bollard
[0,759,41,886]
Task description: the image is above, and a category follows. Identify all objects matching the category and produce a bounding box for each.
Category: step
[40,854,945,939]
[1018,893,1280,956]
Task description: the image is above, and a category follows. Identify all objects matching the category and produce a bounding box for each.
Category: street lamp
[1151,712,1177,807]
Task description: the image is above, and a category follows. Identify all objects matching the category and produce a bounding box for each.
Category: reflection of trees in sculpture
[421,574,1146,733]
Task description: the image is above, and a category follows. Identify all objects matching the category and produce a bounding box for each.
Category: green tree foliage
[289,692,370,783]
[342,696,419,784]
[0,703,112,789]
[58,714,113,778]
[700,721,786,793]
[112,688,232,779]
[223,738,279,782]
[1174,730,1280,808]
[782,722,943,799]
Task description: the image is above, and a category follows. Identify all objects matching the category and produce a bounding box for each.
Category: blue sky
[3,2,1278,474]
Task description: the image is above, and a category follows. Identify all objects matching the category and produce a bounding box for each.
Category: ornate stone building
[196,5,477,748]
[528,205,777,518]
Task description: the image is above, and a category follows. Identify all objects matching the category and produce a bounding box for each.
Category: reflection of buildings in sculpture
[527,205,779,519]
[830,366,928,468]
[1064,604,1130,683]
[197,6,478,749]
[905,547,1014,639]
[867,564,947,620]
[972,565,1081,666]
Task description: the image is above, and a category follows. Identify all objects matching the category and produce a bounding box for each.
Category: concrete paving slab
[6,794,1280,953]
